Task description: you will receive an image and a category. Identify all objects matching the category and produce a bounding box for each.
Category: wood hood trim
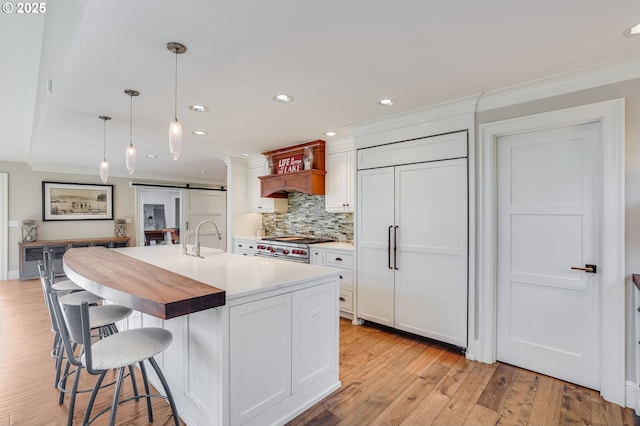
[259,169,326,197]
[259,140,326,198]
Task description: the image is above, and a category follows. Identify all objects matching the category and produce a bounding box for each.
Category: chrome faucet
[182,231,194,255]
[185,220,222,258]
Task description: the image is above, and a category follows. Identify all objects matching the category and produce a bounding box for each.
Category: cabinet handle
[394,226,399,270]
[388,226,393,270]
[339,297,346,302]
[335,257,343,262]
[339,275,344,279]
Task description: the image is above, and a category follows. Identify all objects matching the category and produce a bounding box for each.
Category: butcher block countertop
[63,246,225,319]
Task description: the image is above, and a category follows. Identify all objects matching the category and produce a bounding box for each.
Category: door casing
[477,99,625,405]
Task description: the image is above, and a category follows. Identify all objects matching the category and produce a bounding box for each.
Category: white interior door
[496,121,601,389]
[394,159,468,347]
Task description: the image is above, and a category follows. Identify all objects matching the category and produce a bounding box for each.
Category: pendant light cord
[129,93,133,146]
[174,47,178,122]
[103,118,107,160]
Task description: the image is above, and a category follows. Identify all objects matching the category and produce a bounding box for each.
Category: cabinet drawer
[234,240,257,254]
[339,289,353,313]
[235,249,255,257]
[324,251,353,267]
[310,250,324,265]
[337,270,353,289]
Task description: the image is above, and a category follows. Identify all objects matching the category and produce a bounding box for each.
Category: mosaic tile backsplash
[262,192,354,241]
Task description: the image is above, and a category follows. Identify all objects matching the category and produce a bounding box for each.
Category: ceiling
[3,0,640,184]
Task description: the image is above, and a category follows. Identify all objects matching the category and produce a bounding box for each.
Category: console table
[18,237,130,281]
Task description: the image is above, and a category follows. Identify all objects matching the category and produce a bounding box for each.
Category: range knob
[282,249,289,255]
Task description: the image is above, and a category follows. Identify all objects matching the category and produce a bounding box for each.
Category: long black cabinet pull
[388,226,393,269]
[394,226,399,270]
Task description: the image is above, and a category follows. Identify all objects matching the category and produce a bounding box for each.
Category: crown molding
[477,56,640,112]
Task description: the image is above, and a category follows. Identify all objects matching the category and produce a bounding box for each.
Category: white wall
[1,161,225,277]
[1,161,137,277]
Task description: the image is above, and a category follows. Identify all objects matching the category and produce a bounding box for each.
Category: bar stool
[38,262,135,426]
[37,263,97,389]
[43,250,83,293]
[49,292,135,426]
[58,299,180,426]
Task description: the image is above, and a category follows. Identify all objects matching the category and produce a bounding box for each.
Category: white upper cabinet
[248,157,288,213]
[325,139,354,213]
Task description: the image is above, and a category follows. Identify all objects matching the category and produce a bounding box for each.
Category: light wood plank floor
[1,279,636,425]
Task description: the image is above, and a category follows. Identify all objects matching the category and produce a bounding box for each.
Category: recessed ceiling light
[378,98,396,106]
[199,170,207,174]
[241,153,249,157]
[189,105,210,112]
[272,94,294,103]
[145,154,158,159]
[192,130,208,136]
[324,131,337,137]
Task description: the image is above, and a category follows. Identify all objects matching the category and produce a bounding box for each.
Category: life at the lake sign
[276,154,304,174]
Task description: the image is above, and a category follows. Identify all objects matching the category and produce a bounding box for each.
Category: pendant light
[167,42,187,160]
[124,89,139,174]
[98,115,111,183]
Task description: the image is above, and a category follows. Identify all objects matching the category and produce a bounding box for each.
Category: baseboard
[625,380,639,411]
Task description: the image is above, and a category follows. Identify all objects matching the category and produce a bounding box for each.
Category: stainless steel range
[256,236,335,263]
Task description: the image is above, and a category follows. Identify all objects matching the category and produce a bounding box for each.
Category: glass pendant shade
[124,89,139,175]
[100,159,109,183]
[169,120,182,160]
[167,42,187,161]
[98,115,111,184]
[125,144,136,174]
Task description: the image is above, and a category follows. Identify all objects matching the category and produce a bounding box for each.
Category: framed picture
[42,181,114,221]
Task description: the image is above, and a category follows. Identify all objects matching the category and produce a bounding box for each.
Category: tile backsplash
[262,192,353,241]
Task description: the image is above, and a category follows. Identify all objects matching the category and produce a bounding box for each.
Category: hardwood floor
[288,319,637,425]
[0,279,636,425]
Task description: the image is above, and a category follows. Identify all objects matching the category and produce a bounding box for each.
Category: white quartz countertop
[309,241,354,251]
[113,245,340,301]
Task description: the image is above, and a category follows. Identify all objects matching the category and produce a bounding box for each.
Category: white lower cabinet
[131,278,339,426]
[233,238,257,256]
[231,294,292,424]
[292,284,337,392]
[310,246,354,317]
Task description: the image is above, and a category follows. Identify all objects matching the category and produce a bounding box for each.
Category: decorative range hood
[259,140,326,198]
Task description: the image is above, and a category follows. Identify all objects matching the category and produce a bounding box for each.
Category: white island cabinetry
[112,245,340,426]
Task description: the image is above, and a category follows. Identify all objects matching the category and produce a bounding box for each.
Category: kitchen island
[63,245,341,426]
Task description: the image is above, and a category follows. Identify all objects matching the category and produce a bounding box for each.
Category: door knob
[571,264,597,273]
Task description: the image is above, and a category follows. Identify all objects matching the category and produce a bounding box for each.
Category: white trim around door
[477,99,626,406]
[0,173,7,280]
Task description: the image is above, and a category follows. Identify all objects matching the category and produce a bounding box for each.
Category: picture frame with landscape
[42,181,114,221]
